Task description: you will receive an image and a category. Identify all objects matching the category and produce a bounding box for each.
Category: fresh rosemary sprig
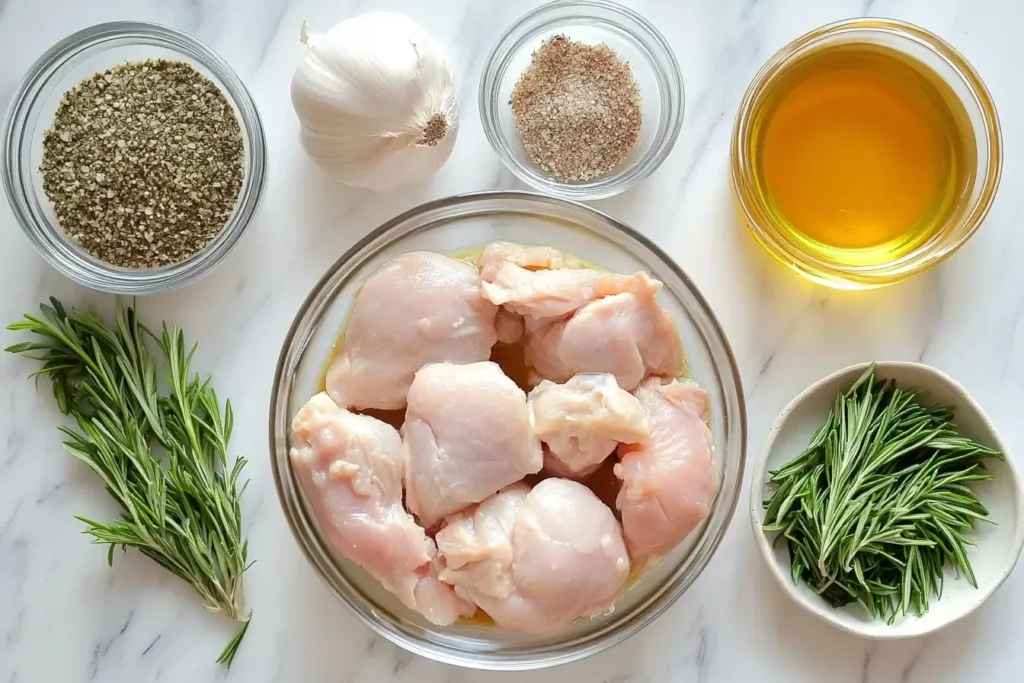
[762,365,1000,623]
[6,298,253,666]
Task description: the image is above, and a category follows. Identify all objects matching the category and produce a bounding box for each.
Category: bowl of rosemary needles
[751,362,1024,639]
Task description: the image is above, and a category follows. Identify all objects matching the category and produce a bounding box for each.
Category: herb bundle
[762,366,1000,622]
[6,298,252,665]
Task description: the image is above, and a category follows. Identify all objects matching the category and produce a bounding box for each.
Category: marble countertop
[2,0,1024,681]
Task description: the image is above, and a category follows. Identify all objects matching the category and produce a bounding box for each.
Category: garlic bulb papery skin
[291,12,460,191]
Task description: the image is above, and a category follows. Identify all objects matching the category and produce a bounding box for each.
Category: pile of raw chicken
[290,242,719,634]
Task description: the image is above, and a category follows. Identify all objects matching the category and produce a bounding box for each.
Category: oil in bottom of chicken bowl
[751,44,976,266]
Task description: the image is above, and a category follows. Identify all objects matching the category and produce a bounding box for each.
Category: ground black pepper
[40,59,244,269]
[511,35,642,182]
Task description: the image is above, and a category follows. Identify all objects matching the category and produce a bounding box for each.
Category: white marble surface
[2,0,1024,681]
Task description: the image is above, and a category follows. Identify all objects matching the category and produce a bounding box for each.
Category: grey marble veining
[2,0,1024,681]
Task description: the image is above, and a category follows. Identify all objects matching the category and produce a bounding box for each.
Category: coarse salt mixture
[511,35,642,182]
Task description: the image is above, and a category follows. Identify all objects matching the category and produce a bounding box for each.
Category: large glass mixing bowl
[269,191,746,670]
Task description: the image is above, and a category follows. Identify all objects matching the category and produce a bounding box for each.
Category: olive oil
[752,45,975,265]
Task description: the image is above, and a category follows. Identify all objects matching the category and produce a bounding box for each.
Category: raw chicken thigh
[529,373,650,478]
[403,361,543,527]
[325,251,498,410]
[289,393,472,625]
[436,483,530,601]
[479,241,584,272]
[615,378,719,563]
[525,284,683,391]
[436,479,630,634]
[479,242,652,319]
[494,308,525,345]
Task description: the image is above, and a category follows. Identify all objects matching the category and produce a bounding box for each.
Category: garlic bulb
[290,12,459,191]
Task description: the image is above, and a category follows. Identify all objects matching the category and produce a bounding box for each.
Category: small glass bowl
[479,0,684,201]
[270,191,746,669]
[2,21,267,294]
[731,19,1002,290]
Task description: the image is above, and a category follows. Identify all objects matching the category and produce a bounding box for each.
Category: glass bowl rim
[1,20,268,294]
[268,189,747,670]
[478,0,685,201]
[730,17,1003,287]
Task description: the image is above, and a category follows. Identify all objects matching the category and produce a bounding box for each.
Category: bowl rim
[269,190,747,669]
[749,360,1024,639]
[1,20,268,294]
[478,0,685,201]
[730,17,1003,289]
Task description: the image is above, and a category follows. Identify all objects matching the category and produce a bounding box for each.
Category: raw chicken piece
[481,265,655,319]
[326,251,498,410]
[479,243,657,319]
[478,241,584,271]
[541,447,580,479]
[529,373,650,478]
[525,286,683,391]
[436,483,530,599]
[494,308,525,344]
[403,361,543,527]
[436,479,630,634]
[615,378,719,563]
[290,393,473,625]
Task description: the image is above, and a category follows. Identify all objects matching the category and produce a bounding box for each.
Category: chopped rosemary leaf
[6,297,253,664]
[762,365,1000,623]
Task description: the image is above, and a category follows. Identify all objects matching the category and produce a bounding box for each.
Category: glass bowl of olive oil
[731,18,1001,289]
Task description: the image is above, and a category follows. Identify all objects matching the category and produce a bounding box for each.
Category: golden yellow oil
[749,44,975,265]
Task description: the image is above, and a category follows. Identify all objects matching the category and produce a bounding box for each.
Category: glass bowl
[269,191,746,670]
[731,18,1002,290]
[479,0,684,201]
[2,21,267,294]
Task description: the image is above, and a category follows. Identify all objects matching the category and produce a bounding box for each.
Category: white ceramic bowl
[750,361,1024,639]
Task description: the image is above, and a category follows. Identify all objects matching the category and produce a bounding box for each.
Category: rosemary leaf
[762,365,1000,622]
[6,298,253,664]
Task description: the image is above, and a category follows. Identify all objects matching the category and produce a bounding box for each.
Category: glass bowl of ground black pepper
[479,0,684,201]
[2,21,266,294]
